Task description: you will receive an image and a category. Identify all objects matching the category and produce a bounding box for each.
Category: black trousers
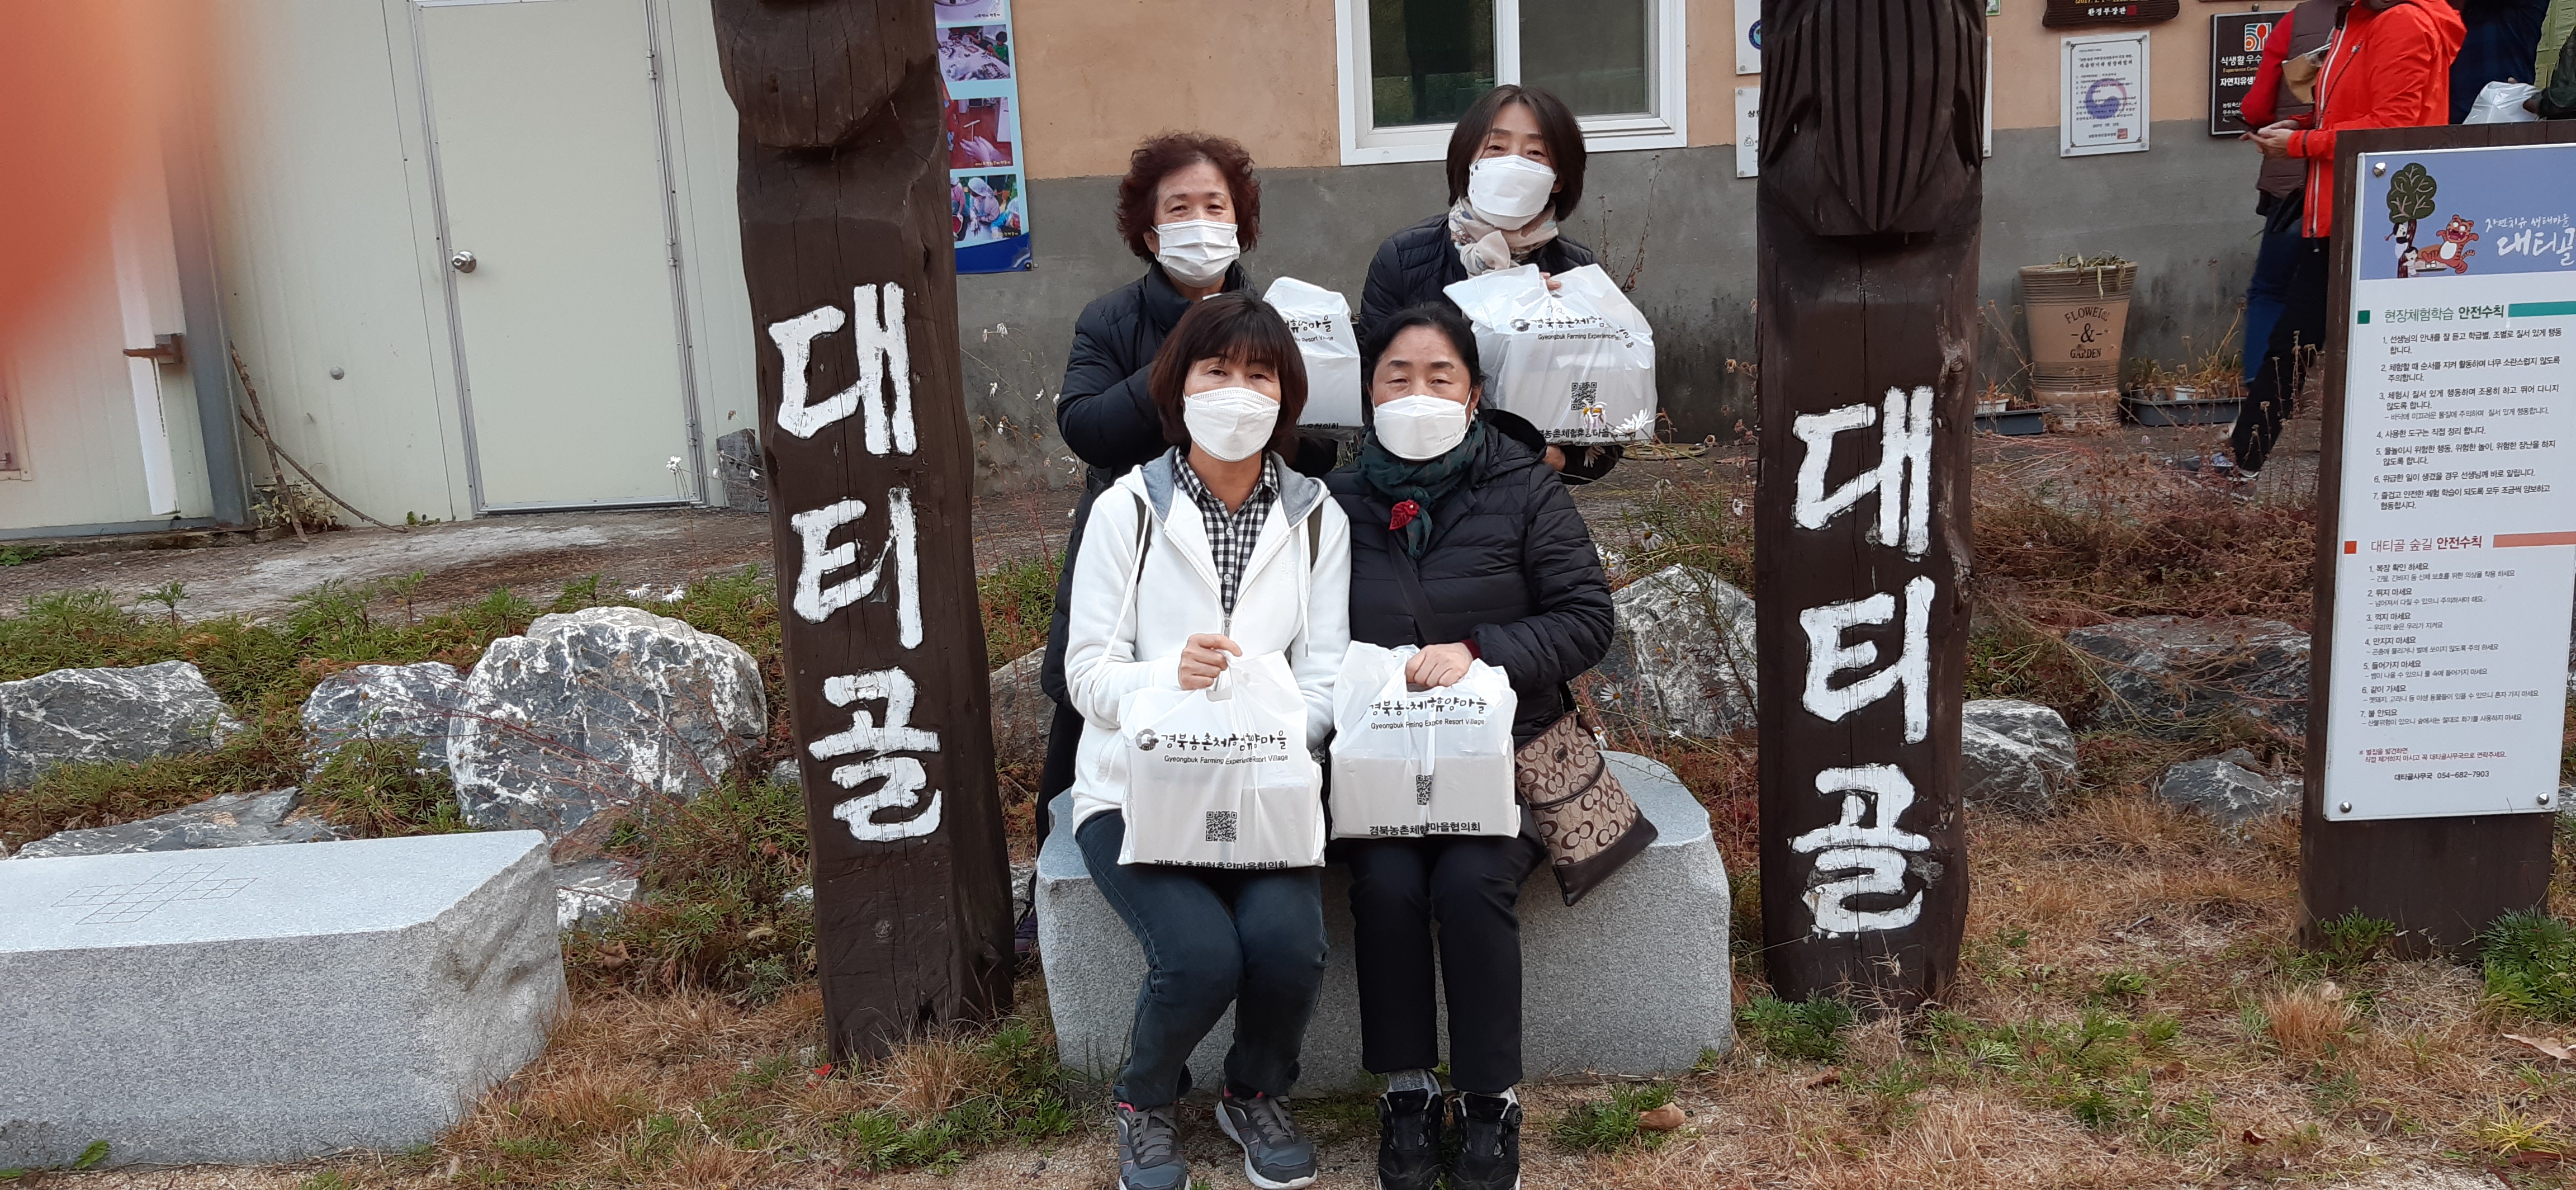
[2233,235,2332,476]
[1344,833,1545,1094]
[1034,700,1083,853]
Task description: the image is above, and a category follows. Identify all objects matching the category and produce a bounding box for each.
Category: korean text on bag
[1116,651,1325,869]
[1328,642,1519,839]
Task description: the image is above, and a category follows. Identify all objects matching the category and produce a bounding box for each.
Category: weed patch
[1549,1082,1675,1153]
[979,551,1062,663]
[1738,995,1858,1062]
[2483,911,2576,1022]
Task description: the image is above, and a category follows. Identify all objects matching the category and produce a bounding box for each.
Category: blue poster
[937,0,1033,273]
[2355,144,2576,282]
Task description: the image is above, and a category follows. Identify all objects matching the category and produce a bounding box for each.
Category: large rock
[301,662,470,775]
[448,607,765,839]
[2066,615,2310,733]
[988,646,1052,775]
[1593,565,1758,739]
[553,857,641,931]
[1037,752,1734,1092]
[0,832,562,1167]
[714,428,768,514]
[0,662,242,790]
[10,789,344,861]
[2155,756,2295,827]
[1961,700,2079,817]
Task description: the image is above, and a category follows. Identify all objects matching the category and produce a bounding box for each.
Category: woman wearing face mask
[1327,303,1613,1190]
[1357,84,1616,484]
[1026,134,1272,938]
[1063,292,1352,1190]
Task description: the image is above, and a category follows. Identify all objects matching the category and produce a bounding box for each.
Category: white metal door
[420,0,697,510]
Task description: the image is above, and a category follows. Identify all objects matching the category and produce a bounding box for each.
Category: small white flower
[665,456,683,473]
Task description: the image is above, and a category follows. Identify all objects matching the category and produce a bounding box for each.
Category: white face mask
[1372,394,1472,461]
[1154,219,1240,287]
[1182,386,1278,462]
[1466,154,1556,228]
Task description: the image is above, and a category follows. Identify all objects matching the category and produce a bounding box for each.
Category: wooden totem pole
[1754,0,1983,1007]
[712,0,1014,1058]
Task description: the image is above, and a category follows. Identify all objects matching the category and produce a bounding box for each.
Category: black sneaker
[1452,1092,1522,1190]
[1375,1088,1444,1190]
[1214,1088,1319,1189]
[1112,1101,1187,1190]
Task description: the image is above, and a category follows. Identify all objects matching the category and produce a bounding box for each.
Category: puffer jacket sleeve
[1063,488,1182,728]
[1290,499,1353,750]
[1465,465,1615,690]
[1057,298,1167,471]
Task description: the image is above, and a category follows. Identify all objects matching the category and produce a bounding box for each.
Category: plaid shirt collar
[1168,448,1279,616]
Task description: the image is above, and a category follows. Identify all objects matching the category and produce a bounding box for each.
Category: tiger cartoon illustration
[2423,214,2478,275]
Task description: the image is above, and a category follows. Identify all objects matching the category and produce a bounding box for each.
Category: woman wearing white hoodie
[1062,293,1352,1190]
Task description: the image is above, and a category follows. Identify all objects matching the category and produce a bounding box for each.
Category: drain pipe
[162,135,250,528]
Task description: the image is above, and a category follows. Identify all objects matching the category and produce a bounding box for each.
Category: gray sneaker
[1112,1101,1187,1190]
[1215,1088,1319,1189]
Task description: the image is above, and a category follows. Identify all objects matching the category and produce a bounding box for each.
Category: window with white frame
[1336,0,1687,164]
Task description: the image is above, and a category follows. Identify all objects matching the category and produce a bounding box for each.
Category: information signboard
[2061,33,2150,157]
[2210,11,2280,136]
[2322,143,2576,821]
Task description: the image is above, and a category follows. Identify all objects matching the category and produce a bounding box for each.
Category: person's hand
[2526,95,2542,113]
[2252,125,2296,160]
[1543,445,1569,471]
[1404,643,1476,688]
[1177,634,1240,690]
[1542,271,1564,292]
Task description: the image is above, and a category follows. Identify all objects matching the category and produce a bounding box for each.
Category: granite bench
[0,832,563,1167]
[1035,752,1735,1094]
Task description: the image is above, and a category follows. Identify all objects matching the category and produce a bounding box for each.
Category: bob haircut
[1115,133,1262,259]
[1358,302,1483,426]
[1443,84,1587,222]
[1149,292,1309,458]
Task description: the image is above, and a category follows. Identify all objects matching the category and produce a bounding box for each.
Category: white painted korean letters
[1798,574,1933,743]
[1792,386,1933,558]
[790,489,922,646]
[1789,764,1931,934]
[768,283,917,454]
[812,668,943,843]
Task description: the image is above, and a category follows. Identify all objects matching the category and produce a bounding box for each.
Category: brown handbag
[1376,517,1658,905]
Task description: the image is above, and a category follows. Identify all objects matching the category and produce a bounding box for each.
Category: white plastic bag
[1116,651,1325,868]
[1263,277,1365,426]
[1443,263,1658,446]
[1328,643,1519,839]
[2465,81,2540,124]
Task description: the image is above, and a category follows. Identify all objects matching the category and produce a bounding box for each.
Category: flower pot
[2021,262,2137,393]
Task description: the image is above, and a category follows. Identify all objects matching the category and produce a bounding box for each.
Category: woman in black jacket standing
[1327,303,1614,1190]
[1357,83,1616,483]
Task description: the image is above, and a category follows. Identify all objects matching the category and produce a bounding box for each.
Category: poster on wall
[2321,143,2576,821]
[937,0,1033,272]
[1735,88,1760,177]
[2210,12,2280,136]
[1735,0,1760,74]
[2061,32,2150,157]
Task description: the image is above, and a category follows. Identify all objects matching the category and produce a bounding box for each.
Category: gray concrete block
[1036,752,1733,1094]
[0,832,564,1167]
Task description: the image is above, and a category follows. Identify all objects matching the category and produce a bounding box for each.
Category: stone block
[10,789,344,861]
[1960,699,2078,818]
[1036,752,1733,1093]
[2155,756,2295,828]
[1592,566,1758,739]
[987,646,1052,776]
[2066,615,2309,733]
[301,662,470,775]
[0,832,564,1167]
[0,662,242,790]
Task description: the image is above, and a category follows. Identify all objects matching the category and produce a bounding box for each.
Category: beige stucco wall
[1015,0,2286,177]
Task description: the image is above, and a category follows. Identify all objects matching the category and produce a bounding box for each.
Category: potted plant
[2119,320,2246,426]
[2020,253,2136,431]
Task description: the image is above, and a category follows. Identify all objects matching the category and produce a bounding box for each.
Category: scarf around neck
[1355,419,1487,559]
[1447,199,1561,278]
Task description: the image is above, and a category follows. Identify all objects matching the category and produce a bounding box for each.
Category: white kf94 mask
[1465,155,1556,228]
[1372,394,1472,461]
[1182,387,1279,461]
[1154,219,1240,287]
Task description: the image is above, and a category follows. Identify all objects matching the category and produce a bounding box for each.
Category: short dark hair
[1149,292,1308,457]
[1361,303,1483,395]
[1445,85,1587,222]
[1115,133,1261,259]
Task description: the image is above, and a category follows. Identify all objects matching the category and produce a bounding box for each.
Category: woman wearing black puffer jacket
[1326,303,1614,1190]
[1357,83,1616,484]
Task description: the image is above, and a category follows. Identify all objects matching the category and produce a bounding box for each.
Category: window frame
[1334,0,1689,166]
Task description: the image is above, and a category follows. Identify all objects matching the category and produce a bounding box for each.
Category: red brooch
[1389,500,1420,531]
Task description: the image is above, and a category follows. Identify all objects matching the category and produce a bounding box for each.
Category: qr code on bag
[1204,810,1239,843]
[1415,775,1435,806]
[1568,380,1599,412]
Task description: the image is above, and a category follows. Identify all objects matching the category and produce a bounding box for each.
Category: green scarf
[1354,419,1486,559]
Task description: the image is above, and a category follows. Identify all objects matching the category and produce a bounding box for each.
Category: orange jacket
[2287,0,2465,238]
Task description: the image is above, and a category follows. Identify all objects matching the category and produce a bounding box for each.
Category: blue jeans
[2242,211,2307,383]
[1076,811,1327,1109]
